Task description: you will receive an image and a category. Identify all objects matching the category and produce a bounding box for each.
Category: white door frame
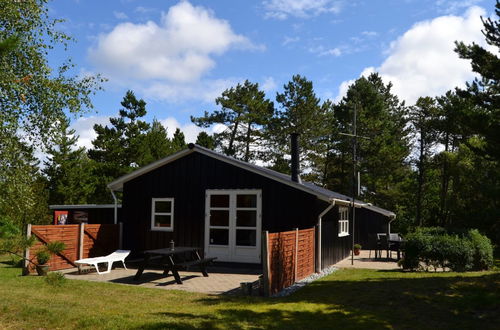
[204,189,262,263]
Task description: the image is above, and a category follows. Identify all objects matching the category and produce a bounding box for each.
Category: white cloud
[141,78,238,103]
[261,76,277,92]
[282,36,300,46]
[70,115,111,150]
[89,1,261,103]
[263,0,342,19]
[159,117,225,143]
[113,11,128,19]
[336,6,487,105]
[361,31,378,37]
[309,45,342,57]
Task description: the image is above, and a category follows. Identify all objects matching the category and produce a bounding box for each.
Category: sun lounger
[75,250,130,275]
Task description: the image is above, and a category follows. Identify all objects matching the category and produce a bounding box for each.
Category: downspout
[110,189,118,225]
[316,200,335,272]
[388,215,397,234]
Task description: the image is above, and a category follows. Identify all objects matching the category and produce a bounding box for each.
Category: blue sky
[46,0,494,147]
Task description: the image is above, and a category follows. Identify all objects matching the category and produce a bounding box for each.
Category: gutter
[110,189,118,225]
[316,200,336,272]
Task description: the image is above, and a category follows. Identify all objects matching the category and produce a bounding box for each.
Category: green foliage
[35,250,51,265]
[44,271,66,287]
[46,241,65,255]
[195,131,216,150]
[192,80,274,162]
[268,75,328,178]
[326,73,411,213]
[400,227,493,272]
[137,119,173,166]
[171,128,187,152]
[43,118,95,205]
[0,136,51,229]
[468,229,494,270]
[0,0,103,148]
[88,90,151,202]
[34,241,65,265]
[454,1,500,160]
[353,244,362,250]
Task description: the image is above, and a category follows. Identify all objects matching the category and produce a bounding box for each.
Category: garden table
[133,247,216,284]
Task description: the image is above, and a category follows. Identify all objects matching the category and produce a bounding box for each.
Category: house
[107,140,395,269]
[49,204,121,225]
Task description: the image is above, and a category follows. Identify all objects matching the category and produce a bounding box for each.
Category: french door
[204,190,262,263]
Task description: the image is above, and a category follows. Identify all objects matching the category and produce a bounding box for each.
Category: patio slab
[63,263,261,295]
[334,250,402,270]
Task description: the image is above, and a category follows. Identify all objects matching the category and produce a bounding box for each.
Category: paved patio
[63,263,261,295]
[334,250,402,270]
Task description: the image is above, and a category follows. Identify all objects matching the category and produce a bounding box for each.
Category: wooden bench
[173,257,217,277]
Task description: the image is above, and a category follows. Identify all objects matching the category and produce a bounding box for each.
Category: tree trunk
[244,123,252,162]
[416,128,425,227]
[228,116,240,156]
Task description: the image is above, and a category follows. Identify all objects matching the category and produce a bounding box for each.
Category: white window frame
[151,198,174,232]
[338,206,349,237]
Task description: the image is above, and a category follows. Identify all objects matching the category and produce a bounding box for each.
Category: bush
[36,250,51,265]
[400,227,492,272]
[468,229,494,270]
[45,272,66,287]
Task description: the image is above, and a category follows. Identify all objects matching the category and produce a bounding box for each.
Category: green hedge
[400,227,493,272]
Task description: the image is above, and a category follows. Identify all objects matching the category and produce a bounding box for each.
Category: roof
[49,204,122,210]
[107,144,395,218]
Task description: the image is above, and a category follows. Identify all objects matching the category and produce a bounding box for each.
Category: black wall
[318,203,351,268]
[121,152,319,253]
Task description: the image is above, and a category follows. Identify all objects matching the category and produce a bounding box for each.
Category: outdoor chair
[377,233,395,259]
[75,250,130,275]
[368,233,381,258]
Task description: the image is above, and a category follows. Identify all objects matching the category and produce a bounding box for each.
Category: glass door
[205,190,261,263]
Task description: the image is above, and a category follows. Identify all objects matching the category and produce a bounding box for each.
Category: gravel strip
[271,266,338,297]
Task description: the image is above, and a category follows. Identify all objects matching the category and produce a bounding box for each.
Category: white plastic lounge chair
[75,250,130,275]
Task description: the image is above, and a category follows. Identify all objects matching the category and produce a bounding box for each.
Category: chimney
[290,133,301,183]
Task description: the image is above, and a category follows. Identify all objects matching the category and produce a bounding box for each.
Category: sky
[46,0,495,149]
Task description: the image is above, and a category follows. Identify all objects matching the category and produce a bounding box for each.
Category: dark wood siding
[318,203,351,268]
[121,152,318,253]
[354,208,389,250]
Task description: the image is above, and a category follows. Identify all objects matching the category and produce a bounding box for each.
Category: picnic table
[133,247,216,284]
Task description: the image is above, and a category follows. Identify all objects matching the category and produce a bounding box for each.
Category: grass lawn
[0,259,498,329]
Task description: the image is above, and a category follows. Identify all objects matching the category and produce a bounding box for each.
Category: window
[338,206,349,237]
[151,198,174,231]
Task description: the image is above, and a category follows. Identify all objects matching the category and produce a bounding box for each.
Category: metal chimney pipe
[291,133,301,183]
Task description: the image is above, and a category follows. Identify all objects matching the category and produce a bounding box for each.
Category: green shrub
[400,227,491,272]
[36,250,51,265]
[45,272,66,287]
[467,229,493,270]
[441,235,474,272]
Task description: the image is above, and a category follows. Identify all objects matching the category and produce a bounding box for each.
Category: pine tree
[195,131,216,150]
[137,119,173,166]
[410,97,440,226]
[191,80,274,162]
[454,0,500,160]
[267,74,328,178]
[328,73,412,212]
[43,118,95,205]
[171,128,186,152]
[88,90,150,202]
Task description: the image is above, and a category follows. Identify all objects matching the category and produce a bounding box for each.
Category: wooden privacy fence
[24,223,121,274]
[262,227,316,296]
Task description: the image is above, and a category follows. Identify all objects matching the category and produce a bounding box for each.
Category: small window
[151,198,174,231]
[338,206,349,237]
